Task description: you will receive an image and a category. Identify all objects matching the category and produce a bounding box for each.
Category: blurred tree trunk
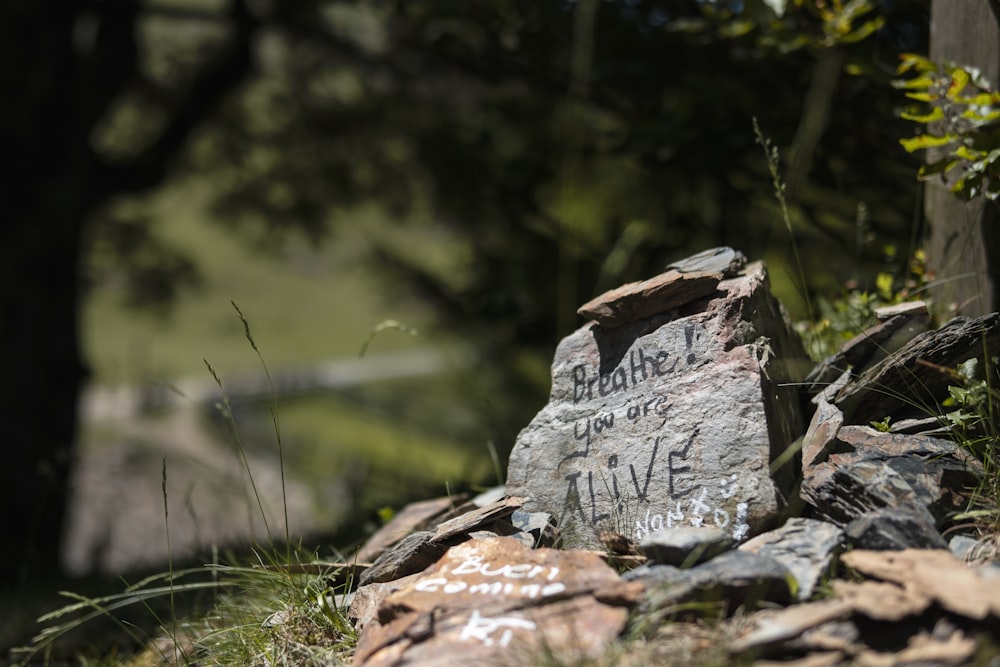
[0,1,91,584]
[0,0,253,584]
[925,0,1000,318]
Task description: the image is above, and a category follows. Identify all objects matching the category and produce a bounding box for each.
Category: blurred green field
[82,181,434,385]
[75,179,497,572]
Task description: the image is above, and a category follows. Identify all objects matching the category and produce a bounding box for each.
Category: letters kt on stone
[506,256,805,551]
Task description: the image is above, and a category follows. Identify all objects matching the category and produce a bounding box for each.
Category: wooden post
[924,0,1000,318]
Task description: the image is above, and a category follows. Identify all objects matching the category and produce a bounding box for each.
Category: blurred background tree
[1,0,932,584]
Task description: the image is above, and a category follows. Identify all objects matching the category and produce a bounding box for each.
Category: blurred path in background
[65,348,458,576]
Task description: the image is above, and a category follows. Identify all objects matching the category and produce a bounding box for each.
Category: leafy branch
[895,53,1000,201]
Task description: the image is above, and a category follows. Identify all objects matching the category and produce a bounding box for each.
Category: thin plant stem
[205,358,272,543]
[162,457,178,666]
[231,300,290,558]
[753,116,814,320]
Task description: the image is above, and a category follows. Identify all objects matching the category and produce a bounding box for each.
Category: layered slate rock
[739,518,844,601]
[627,550,795,611]
[832,313,1000,424]
[507,260,806,550]
[640,526,732,566]
[800,425,982,527]
[353,536,640,667]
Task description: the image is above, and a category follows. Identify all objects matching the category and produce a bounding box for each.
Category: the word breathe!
[560,336,752,543]
[413,554,567,599]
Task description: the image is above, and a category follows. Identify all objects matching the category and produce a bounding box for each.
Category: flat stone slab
[665,246,747,276]
[833,313,1000,423]
[845,507,949,551]
[629,549,794,611]
[508,261,805,550]
[353,537,639,666]
[640,526,732,566]
[577,268,723,327]
[842,549,1000,620]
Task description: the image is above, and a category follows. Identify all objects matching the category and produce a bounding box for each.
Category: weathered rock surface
[508,260,806,550]
[359,531,447,587]
[739,518,844,601]
[353,536,640,667]
[804,301,930,394]
[832,312,1000,423]
[801,425,982,527]
[845,507,949,551]
[639,526,732,566]
[629,550,794,611]
[355,495,467,564]
[576,269,724,327]
[842,549,1000,620]
[665,246,747,276]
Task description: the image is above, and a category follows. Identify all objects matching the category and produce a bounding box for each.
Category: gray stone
[665,246,746,276]
[949,534,982,561]
[639,526,732,566]
[729,599,854,655]
[834,313,1000,424]
[507,261,806,551]
[634,549,795,611]
[471,485,506,507]
[354,495,465,564]
[801,395,844,468]
[846,507,949,550]
[509,510,558,548]
[801,426,983,527]
[359,531,447,586]
[621,562,683,584]
[739,518,844,601]
[576,268,723,327]
[430,496,526,544]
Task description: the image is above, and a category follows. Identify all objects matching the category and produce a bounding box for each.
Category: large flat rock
[352,536,638,666]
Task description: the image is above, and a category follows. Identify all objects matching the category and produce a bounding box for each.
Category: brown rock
[895,630,977,665]
[358,531,446,586]
[356,495,467,564]
[842,548,1000,620]
[801,396,844,468]
[348,571,425,633]
[430,496,526,543]
[829,579,930,621]
[834,313,1000,423]
[577,269,723,327]
[729,599,854,654]
[380,536,625,619]
[804,302,930,394]
[353,536,635,666]
[800,426,982,527]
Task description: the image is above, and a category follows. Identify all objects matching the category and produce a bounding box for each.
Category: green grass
[82,180,432,386]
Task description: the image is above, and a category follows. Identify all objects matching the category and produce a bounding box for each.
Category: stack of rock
[332,248,999,667]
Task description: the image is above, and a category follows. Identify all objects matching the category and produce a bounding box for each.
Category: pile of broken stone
[339,248,1000,666]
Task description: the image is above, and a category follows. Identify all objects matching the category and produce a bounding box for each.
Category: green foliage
[798,248,930,360]
[894,53,1000,201]
[869,415,892,432]
[942,357,1000,537]
[672,0,886,53]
